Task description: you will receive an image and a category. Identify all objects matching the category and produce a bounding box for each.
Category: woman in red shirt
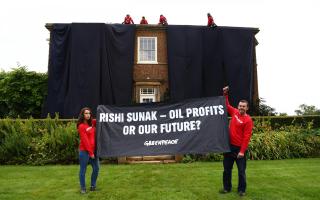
[77,107,99,194]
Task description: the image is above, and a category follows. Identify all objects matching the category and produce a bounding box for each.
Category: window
[138,37,157,64]
[141,98,154,103]
[140,88,155,94]
[140,88,156,103]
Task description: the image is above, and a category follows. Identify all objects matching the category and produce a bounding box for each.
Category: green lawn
[0,158,319,200]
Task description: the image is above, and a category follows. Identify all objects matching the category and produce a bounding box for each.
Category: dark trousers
[223,145,247,192]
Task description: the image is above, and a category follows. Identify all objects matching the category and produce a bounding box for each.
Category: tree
[294,104,320,116]
[252,97,277,116]
[0,70,8,117]
[0,66,48,118]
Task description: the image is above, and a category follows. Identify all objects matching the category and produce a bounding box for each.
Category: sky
[0,0,319,115]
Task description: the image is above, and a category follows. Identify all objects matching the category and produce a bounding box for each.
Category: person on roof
[158,14,168,25]
[140,16,148,24]
[207,13,217,28]
[122,14,134,24]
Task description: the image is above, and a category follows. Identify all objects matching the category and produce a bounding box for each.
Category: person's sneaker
[90,186,96,191]
[238,191,246,196]
[80,189,86,194]
[219,189,231,194]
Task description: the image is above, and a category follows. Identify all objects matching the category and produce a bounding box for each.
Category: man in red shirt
[158,14,168,25]
[122,14,134,24]
[220,86,253,196]
[140,16,148,24]
[207,13,217,28]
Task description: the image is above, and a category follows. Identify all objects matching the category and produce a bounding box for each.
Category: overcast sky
[0,0,319,115]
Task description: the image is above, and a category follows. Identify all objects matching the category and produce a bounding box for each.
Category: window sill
[137,61,159,64]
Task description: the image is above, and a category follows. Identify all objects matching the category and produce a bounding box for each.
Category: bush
[0,117,319,165]
[252,115,320,129]
[26,118,79,165]
[0,67,47,118]
[248,130,320,160]
[0,119,32,164]
[0,117,78,165]
[182,118,320,162]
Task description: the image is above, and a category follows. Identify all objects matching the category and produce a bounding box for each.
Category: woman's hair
[77,107,92,128]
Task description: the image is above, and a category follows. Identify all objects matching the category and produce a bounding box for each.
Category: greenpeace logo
[144,139,179,146]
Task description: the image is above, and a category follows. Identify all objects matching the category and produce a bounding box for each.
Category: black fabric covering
[43,23,135,118]
[167,26,257,107]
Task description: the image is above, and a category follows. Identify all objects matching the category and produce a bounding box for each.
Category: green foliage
[27,119,79,165]
[0,117,78,165]
[253,115,320,129]
[0,67,48,118]
[183,128,320,162]
[182,153,224,163]
[248,131,320,160]
[246,119,320,160]
[182,116,320,162]
[252,97,277,116]
[0,119,32,164]
[1,116,320,165]
[295,104,320,116]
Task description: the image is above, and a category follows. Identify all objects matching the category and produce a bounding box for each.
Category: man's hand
[223,86,229,95]
[90,155,95,159]
[237,152,244,159]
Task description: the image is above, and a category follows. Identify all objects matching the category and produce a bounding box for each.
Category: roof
[45,23,259,34]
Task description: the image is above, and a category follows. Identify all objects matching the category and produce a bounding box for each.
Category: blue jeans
[223,145,247,192]
[79,151,99,190]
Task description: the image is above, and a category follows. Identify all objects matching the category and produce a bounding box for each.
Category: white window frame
[139,88,157,103]
[137,37,158,64]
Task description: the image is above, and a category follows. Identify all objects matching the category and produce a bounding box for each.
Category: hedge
[0,118,78,165]
[252,115,320,129]
[0,116,319,165]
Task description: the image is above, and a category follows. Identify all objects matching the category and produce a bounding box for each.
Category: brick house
[45,23,259,163]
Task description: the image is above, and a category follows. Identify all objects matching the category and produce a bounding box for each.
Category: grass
[0,158,319,200]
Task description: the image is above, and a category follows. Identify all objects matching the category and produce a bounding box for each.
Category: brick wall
[133,26,169,102]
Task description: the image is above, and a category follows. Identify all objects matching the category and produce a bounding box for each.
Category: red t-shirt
[140,19,148,24]
[208,16,214,26]
[225,95,253,154]
[124,16,134,24]
[159,16,167,24]
[78,119,96,157]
